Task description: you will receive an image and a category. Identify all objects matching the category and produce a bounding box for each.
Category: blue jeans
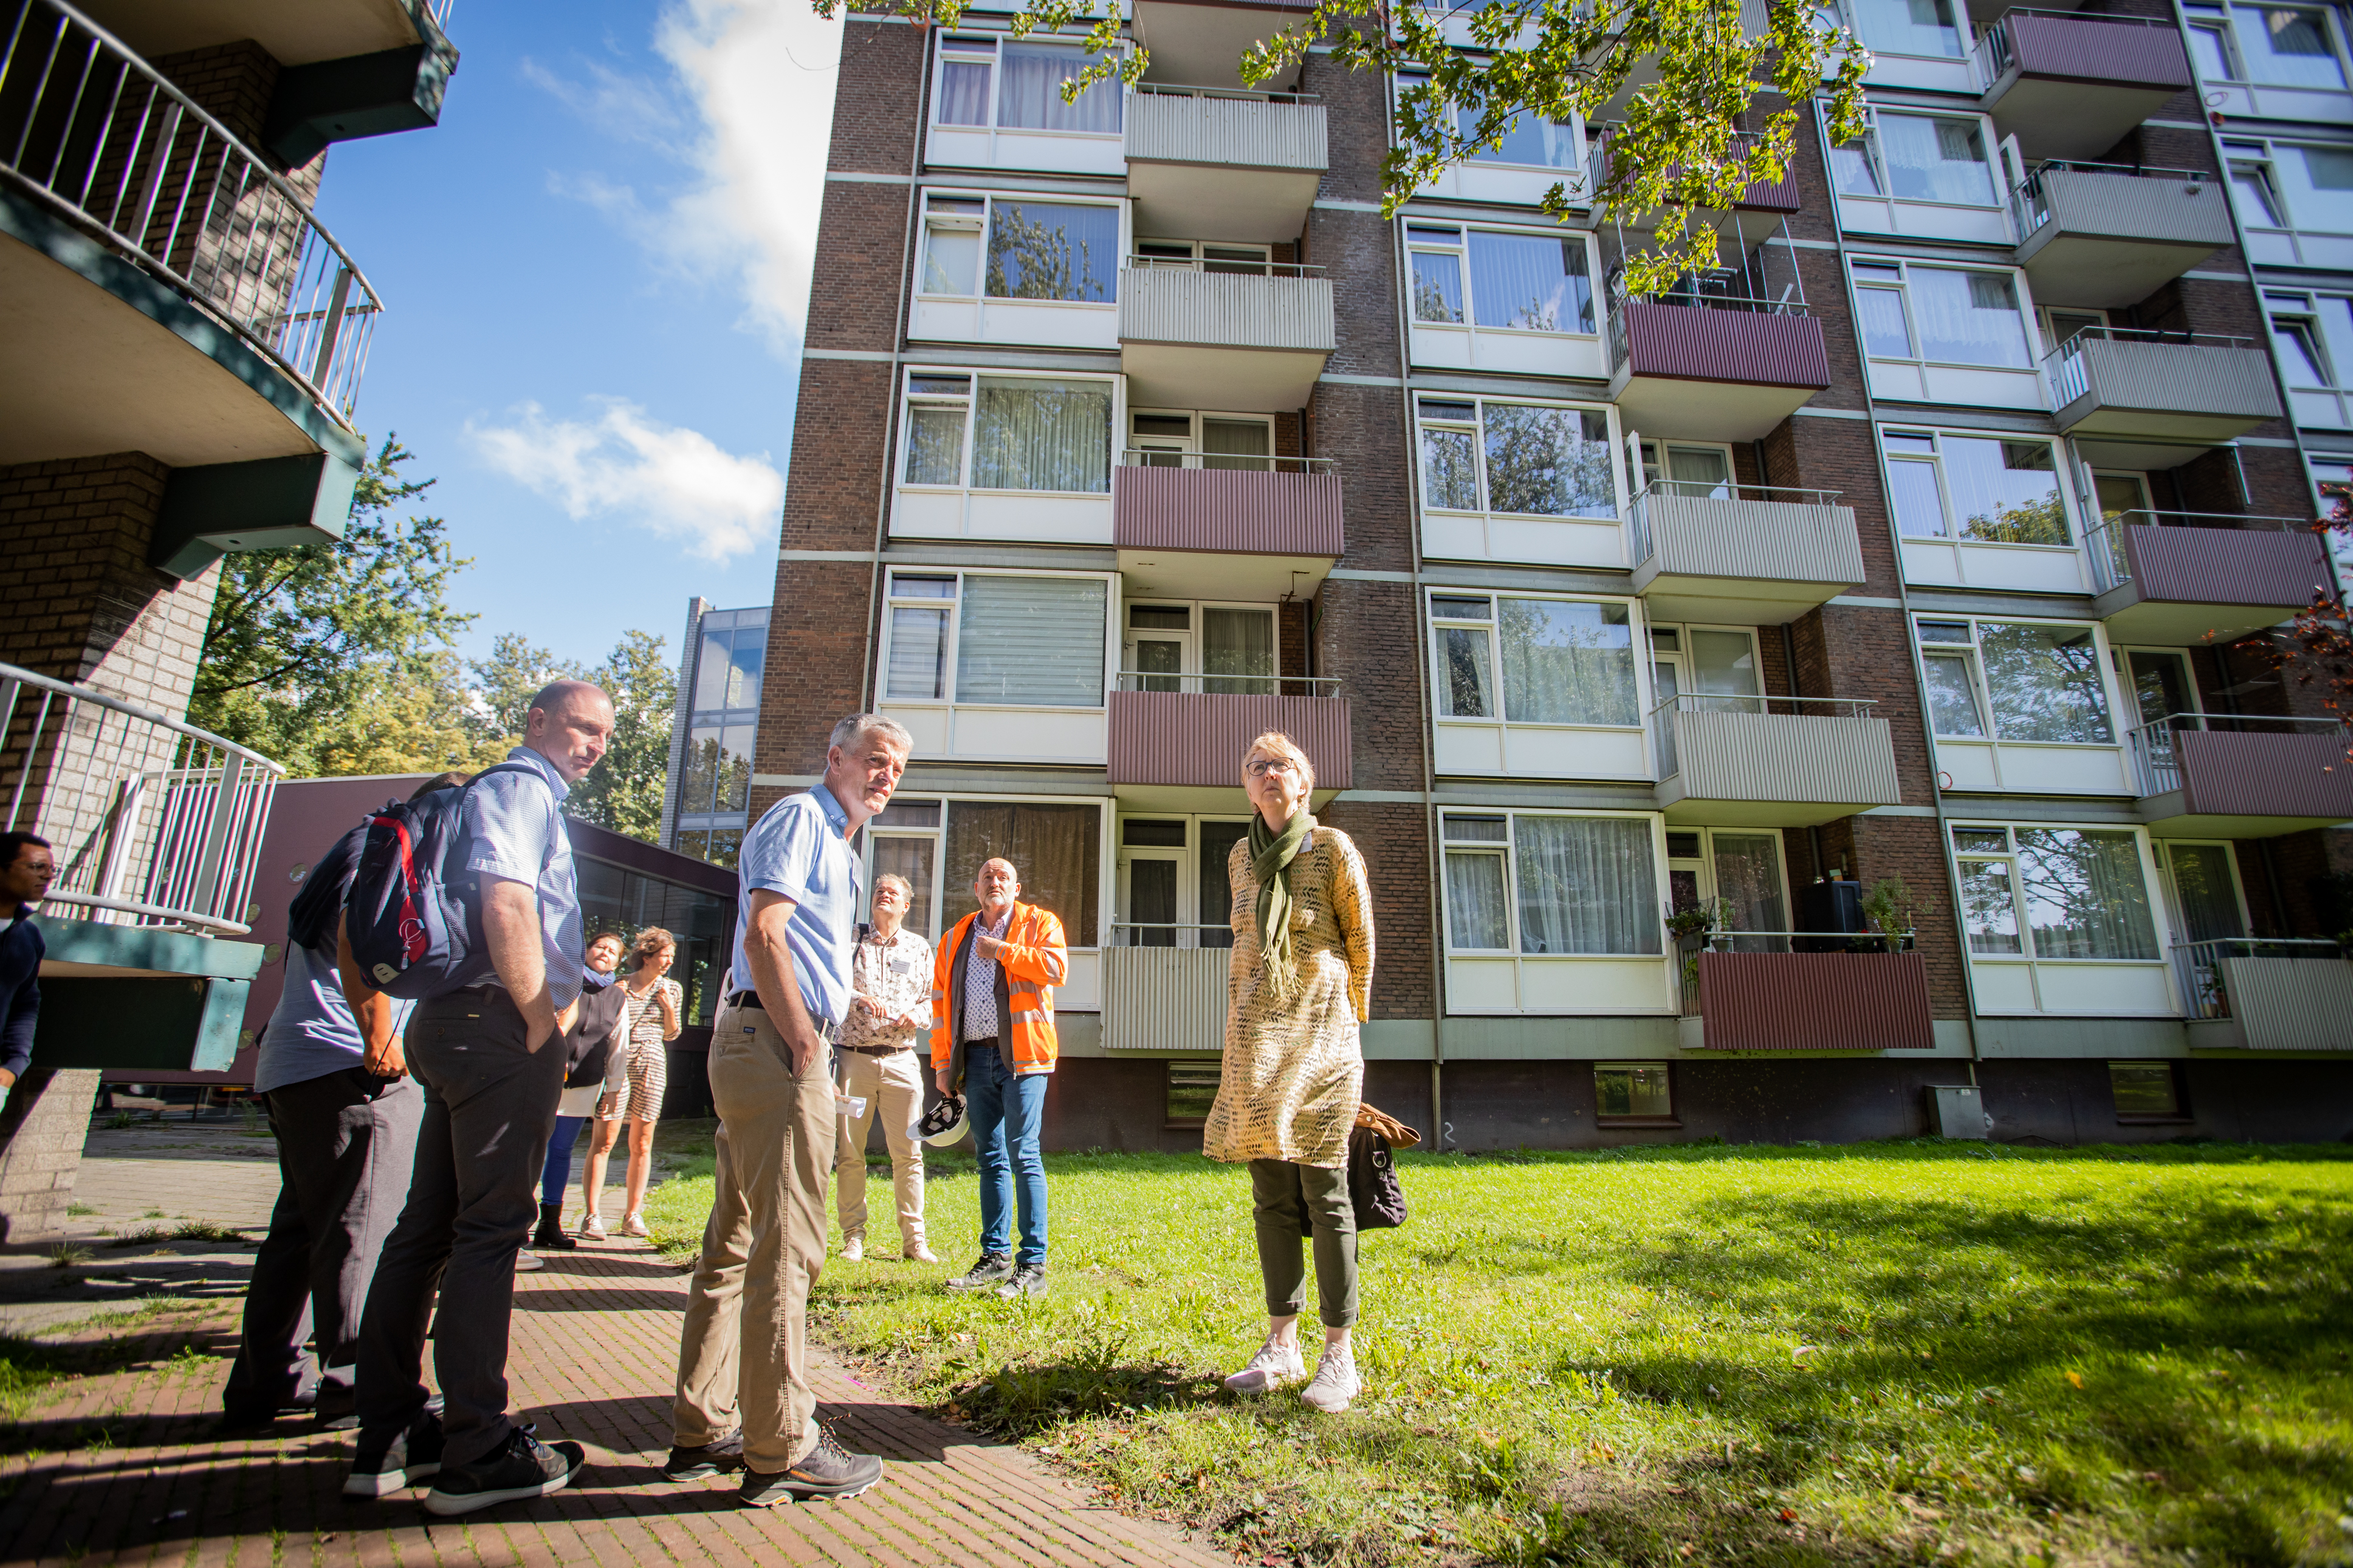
[963,1046,1048,1265]
[541,1115,585,1208]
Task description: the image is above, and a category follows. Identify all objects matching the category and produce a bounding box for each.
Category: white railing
[1124,254,1324,278]
[1647,690,1875,781]
[1131,81,1317,105]
[2081,509,2316,594]
[0,0,385,425]
[0,663,283,935]
[2008,159,2211,244]
[2171,936,2343,1022]
[1118,448,1335,474]
[2125,712,2344,798]
[1108,921,1236,950]
[1624,480,1842,566]
[2040,326,2256,413]
[1114,671,1342,696]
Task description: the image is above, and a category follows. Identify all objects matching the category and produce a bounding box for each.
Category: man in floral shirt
[833,874,936,1262]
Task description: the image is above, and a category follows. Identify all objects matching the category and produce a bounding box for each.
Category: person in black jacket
[531,933,631,1251]
[0,832,56,1116]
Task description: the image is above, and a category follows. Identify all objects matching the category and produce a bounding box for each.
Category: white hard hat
[916,1093,968,1148]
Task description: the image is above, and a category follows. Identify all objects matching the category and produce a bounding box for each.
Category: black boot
[534,1202,575,1250]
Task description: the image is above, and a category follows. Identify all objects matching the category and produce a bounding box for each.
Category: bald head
[973,858,1020,919]
[524,679,614,784]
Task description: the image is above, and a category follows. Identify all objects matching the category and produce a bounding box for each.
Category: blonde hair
[1240,730,1315,794]
[631,926,676,967]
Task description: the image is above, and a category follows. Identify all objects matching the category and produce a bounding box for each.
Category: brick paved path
[0,1241,1236,1566]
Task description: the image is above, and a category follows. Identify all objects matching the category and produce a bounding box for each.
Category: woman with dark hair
[579,926,681,1240]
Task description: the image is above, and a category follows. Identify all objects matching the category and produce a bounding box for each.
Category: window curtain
[1444,852,1510,948]
[970,379,1110,491]
[955,575,1106,706]
[1909,270,2032,367]
[1412,251,1465,323]
[924,227,981,295]
[1979,622,2114,742]
[1498,599,1637,725]
[1856,286,1914,358]
[1710,832,1787,951]
[1855,0,1964,56]
[1833,139,1883,195]
[944,801,1102,939]
[885,606,949,699]
[904,403,967,485]
[1469,232,1594,332]
[2236,8,2344,86]
[1203,608,1276,693]
[1197,820,1248,949]
[871,835,938,941]
[2015,829,2159,959]
[938,60,992,126]
[986,202,1116,301]
[2168,844,2246,942]
[1482,405,1615,517]
[996,43,1123,131]
[1942,437,2067,544]
[1513,817,1661,955]
[1878,115,1997,205]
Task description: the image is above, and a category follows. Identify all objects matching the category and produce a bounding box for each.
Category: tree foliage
[462,631,678,844]
[824,0,1871,293]
[2262,492,2353,762]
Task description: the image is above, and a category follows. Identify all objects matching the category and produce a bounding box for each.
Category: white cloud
[469,400,785,563]
[527,1,843,361]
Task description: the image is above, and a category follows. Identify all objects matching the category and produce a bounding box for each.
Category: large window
[1847,0,1965,59]
[1952,825,2160,961]
[1416,396,1618,518]
[865,796,1102,946]
[1440,812,1663,956]
[1917,617,2115,745]
[881,570,1108,709]
[2265,288,2353,425]
[1851,259,2034,370]
[2183,2,2349,90]
[933,34,1123,134]
[577,858,735,1025]
[1881,428,2070,546]
[1407,224,1596,334]
[2223,136,2353,256]
[1431,594,1641,728]
[1121,601,1278,695]
[674,606,769,864]
[1460,107,1581,169]
[900,370,1113,495]
[1834,111,1999,205]
[919,191,1120,306]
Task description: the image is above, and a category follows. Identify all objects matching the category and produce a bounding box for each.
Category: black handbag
[1347,1125,1409,1230]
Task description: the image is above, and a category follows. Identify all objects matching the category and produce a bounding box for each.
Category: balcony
[2129,717,2353,838]
[2086,512,2331,643]
[1649,696,1901,827]
[1118,257,1335,411]
[1585,125,1798,244]
[1607,296,1830,442]
[1103,926,1232,1052]
[2176,939,2353,1052]
[1113,453,1344,601]
[1679,938,1936,1051]
[1627,482,1863,624]
[2044,330,2283,448]
[1974,11,2192,160]
[1107,681,1352,801]
[2010,164,2233,309]
[1125,84,1325,243]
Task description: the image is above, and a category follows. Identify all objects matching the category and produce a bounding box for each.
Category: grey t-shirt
[253,941,416,1093]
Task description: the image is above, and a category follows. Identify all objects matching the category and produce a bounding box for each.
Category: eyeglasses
[1245,758,1299,778]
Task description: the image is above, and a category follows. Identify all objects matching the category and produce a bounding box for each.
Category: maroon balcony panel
[2005,13,2191,89]
[2124,524,2331,611]
[1697,952,1934,1050]
[1107,691,1353,789]
[1592,140,1799,210]
[2176,730,2353,820]
[1620,301,1832,389]
[1113,465,1345,556]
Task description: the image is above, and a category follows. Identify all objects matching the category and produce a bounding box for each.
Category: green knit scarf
[1248,810,1314,1002]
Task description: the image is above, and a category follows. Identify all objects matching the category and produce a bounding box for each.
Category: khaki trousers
[672,1002,833,1472]
[834,1048,926,1250]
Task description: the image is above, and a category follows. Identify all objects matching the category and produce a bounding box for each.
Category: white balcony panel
[890,489,1114,546]
[1102,945,1230,1048]
[924,124,1126,176]
[1932,738,2134,795]
[1968,960,2038,1013]
[2197,81,2353,124]
[1899,537,2090,592]
[1446,956,1675,1014]
[1060,949,1102,1013]
[1418,162,1585,208]
[1865,360,2047,411]
[908,297,1120,351]
[1970,958,2177,1016]
[1837,195,2014,245]
[881,702,1108,766]
[2289,387,2353,430]
[1407,322,1610,378]
[1421,512,1627,569]
[1124,92,1326,241]
[1434,722,1650,781]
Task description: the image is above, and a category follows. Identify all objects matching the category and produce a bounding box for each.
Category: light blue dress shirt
[732,783,862,1027]
[462,746,584,1011]
[254,941,419,1094]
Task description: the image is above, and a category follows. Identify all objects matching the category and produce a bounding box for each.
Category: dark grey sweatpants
[1249,1158,1359,1329]
[224,1068,422,1420]
[354,988,565,1468]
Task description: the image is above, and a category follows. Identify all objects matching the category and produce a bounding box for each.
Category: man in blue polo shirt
[667,712,909,1507]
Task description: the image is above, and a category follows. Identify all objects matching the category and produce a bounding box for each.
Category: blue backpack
[346,763,539,999]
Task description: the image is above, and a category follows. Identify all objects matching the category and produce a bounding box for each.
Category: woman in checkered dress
[580,927,682,1239]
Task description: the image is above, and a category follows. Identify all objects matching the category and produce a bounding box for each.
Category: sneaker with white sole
[1221,1338,1306,1395]
[944,1251,1012,1292]
[840,1236,864,1262]
[740,1426,884,1506]
[1299,1343,1361,1413]
[578,1213,607,1240]
[663,1428,746,1481]
[622,1213,650,1239]
[343,1410,443,1498]
[423,1424,584,1516]
[515,1250,544,1272]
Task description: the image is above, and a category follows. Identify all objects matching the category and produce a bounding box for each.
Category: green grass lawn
[641,1139,2353,1567]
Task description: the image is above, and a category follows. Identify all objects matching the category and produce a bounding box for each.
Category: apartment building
[755,0,2353,1152]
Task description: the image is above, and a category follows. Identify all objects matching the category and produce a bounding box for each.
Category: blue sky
[308,1,843,670]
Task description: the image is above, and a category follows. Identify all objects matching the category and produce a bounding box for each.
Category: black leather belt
[724,993,836,1040]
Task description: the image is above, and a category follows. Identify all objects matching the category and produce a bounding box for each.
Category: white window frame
[1396,69,1586,203]
[2222,135,2353,265]
[1635,439,1739,496]
[1439,808,1675,1015]
[1117,600,1283,694]
[1947,820,2180,1018]
[1914,614,2135,796]
[1124,408,1280,470]
[1403,221,1610,380]
[1414,392,1627,567]
[891,364,1122,544]
[909,188,1127,351]
[1848,256,2044,411]
[924,30,1128,175]
[1110,812,1256,951]
[1428,588,1655,782]
[2264,287,2353,429]
[875,567,1118,767]
[2182,2,2353,125]
[1878,423,2090,595]
[2151,838,2254,946]
[2036,305,2109,357]
[1828,106,2013,242]
[1662,824,1795,949]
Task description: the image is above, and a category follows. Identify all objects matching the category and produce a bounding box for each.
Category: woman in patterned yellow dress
[1203,730,1375,1414]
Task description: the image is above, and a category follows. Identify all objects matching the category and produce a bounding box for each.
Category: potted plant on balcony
[1664,898,1728,1002]
[1858,877,1928,954]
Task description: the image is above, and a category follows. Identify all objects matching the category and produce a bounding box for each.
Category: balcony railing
[1973,8,2186,89]
[1132,82,1320,107]
[0,0,385,425]
[1,662,283,936]
[1677,928,1915,1013]
[1118,448,1335,474]
[2042,327,2279,437]
[1604,281,1809,372]
[1107,685,1353,789]
[2172,937,2353,1049]
[1584,127,1799,214]
[1125,254,1322,279]
[1105,925,1233,1050]
[1115,671,1339,696]
[1648,691,1877,778]
[1625,480,1844,569]
[1678,936,1936,1050]
[2011,161,2218,245]
[2171,936,2340,1023]
[2125,713,2345,799]
[2083,510,2322,597]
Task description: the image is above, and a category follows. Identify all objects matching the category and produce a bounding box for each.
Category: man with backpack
[345,680,614,1516]
[220,774,465,1432]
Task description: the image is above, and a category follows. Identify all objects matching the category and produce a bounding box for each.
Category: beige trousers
[672,1002,832,1472]
[834,1047,926,1250]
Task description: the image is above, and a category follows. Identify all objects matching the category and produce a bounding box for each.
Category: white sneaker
[578,1213,607,1240]
[622,1213,650,1239]
[1299,1344,1361,1413]
[515,1250,545,1273]
[1222,1338,1305,1394]
[841,1236,864,1262]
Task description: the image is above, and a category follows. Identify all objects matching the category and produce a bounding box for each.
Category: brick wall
[0,1069,101,1244]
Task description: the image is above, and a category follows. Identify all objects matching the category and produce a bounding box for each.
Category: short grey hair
[874,872,913,901]
[830,712,914,755]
